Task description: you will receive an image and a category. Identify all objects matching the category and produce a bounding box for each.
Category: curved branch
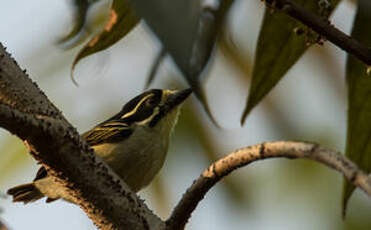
[0,44,164,229]
[166,141,371,230]
[263,0,371,65]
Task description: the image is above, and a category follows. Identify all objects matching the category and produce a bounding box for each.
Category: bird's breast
[92,126,170,192]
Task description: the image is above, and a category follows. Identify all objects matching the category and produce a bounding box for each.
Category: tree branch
[263,0,371,65]
[0,44,164,229]
[166,141,371,230]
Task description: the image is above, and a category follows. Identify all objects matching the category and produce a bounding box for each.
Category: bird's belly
[92,136,168,192]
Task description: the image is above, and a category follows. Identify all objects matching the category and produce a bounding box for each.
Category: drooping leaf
[343,0,371,217]
[58,0,90,44]
[129,0,235,126]
[241,0,340,124]
[58,0,102,46]
[128,0,201,77]
[71,0,140,84]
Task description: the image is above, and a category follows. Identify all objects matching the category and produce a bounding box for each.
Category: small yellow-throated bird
[7,88,192,203]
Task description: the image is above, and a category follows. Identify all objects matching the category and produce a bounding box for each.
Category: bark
[166,141,371,230]
[0,43,164,230]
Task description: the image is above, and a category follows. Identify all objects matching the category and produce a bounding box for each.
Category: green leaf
[58,0,102,47]
[58,0,90,45]
[128,0,202,77]
[343,0,371,217]
[241,0,340,124]
[71,0,140,84]
[129,0,235,126]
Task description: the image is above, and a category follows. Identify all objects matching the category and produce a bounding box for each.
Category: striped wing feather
[34,120,132,181]
[82,120,133,145]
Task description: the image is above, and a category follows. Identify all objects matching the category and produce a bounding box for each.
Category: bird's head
[115,88,192,130]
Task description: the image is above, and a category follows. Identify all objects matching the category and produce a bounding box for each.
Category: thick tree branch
[166,141,371,230]
[0,44,164,229]
[263,0,371,65]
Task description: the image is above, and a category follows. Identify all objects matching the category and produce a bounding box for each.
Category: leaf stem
[264,0,371,65]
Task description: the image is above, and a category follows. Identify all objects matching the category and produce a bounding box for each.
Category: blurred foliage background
[0,0,370,229]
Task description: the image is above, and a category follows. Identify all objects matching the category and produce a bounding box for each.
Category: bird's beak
[164,88,192,111]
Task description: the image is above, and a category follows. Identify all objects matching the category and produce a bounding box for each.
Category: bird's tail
[7,183,44,204]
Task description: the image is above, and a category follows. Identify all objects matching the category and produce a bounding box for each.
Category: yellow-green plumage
[7,89,191,203]
[93,106,180,192]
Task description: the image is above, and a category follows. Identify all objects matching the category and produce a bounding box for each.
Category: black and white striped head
[112,89,192,128]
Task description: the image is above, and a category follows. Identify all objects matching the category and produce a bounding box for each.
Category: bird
[7,88,192,204]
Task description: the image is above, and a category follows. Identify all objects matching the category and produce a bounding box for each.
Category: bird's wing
[82,120,133,146]
[32,121,132,182]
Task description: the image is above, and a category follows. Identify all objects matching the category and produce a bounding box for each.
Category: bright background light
[0,0,370,229]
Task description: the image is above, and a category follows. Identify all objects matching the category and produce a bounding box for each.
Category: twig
[264,0,371,65]
[166,141,371,230]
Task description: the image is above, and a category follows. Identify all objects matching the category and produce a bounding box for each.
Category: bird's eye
[146,97,157,107]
